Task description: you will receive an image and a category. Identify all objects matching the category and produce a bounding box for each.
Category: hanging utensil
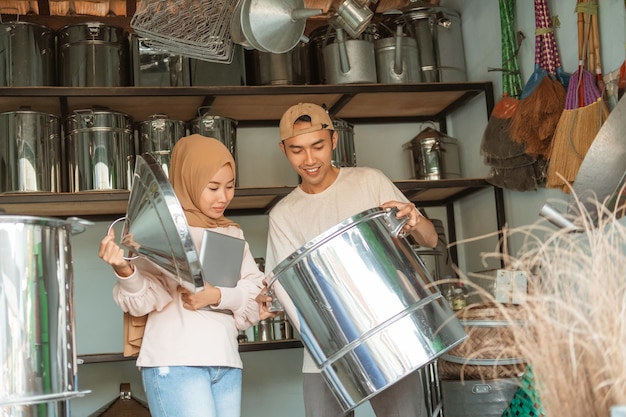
[239,0,322,54]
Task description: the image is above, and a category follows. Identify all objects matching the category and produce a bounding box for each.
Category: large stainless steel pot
[0,110,62,193]
[188,110,238,183]
[137,114,187,177]
[57,22,130,87]
[65,109,135,191]
[0,215,91,413]
[244,41,311,86]
[130,34,190,87]
[0,20,56,86]
[271,207,467,411]
[384,2,467,82]
[331,117,356,167]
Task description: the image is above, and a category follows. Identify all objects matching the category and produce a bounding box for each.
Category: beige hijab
[169,134,239,229]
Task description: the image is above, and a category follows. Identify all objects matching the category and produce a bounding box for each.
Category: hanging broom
[509,0,567,159]
[547,0,609,191]
[481,0,546,191]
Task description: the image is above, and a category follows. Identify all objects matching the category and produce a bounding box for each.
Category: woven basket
[438,303,527,380]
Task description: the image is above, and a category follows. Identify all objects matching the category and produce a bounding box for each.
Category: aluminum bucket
[0,110,62,193]
[271,207,467,411]
[57,22,130,87]
[331,117,356,167]
[65,109,134,191]
[137,114,187,177]
[0,21,56,86]
[0,215,90,413]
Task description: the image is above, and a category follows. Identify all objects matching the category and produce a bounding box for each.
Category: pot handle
[66,216,95,235]
[107,216,140,260]
[384,207,409,238]
[336,28,351,74]
[394,25,404,75]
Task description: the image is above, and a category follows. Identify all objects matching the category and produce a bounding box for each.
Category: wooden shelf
[0,179,494,218]
[0,82,494,126]
[77,339,304,363]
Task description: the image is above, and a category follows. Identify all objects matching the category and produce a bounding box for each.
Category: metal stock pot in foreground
[271,207,467,411]
[0,215,91,412]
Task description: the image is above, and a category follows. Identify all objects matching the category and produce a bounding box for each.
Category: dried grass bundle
[460,196,626,417]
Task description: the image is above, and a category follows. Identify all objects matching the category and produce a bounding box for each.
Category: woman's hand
[98,228,134,277]
[178,283,221,310]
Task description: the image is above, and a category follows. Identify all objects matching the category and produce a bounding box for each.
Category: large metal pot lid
[240,0,322,54]
[569,95,626,223]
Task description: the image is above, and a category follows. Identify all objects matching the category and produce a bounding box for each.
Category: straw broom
[481,0,547,191]
[509,0,566,159]
[547,0,609,192]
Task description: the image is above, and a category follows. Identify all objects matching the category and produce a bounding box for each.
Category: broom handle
[591,8,604,92]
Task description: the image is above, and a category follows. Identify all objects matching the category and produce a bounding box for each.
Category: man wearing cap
[262,102,438,417]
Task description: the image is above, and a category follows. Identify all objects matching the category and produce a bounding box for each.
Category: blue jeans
[142,366,242,417]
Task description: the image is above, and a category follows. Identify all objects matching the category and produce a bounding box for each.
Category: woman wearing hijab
[98,134,264,417]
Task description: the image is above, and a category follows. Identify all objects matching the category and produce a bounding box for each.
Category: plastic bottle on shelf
[452,283,467,311]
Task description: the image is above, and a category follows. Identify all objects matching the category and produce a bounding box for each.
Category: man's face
[279,121,338,193]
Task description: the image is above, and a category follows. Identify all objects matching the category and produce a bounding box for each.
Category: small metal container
[405,127,461,180]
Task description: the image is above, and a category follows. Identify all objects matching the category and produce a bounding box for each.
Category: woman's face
[198,164,235,219]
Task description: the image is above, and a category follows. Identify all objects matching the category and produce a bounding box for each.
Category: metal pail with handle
[271,207,467,411]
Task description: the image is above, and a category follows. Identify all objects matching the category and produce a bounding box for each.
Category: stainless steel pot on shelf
[65,108,135,191]
[57,22,130,87]
[271,207,467,411]
[188,110,238,184]
[0,20,56,86]
[137,114,187,177]
[0,109,63,193]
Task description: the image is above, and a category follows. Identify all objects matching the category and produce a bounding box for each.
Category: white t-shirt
[265,167,409,373]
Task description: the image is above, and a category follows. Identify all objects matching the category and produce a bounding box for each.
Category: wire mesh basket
[130,0,238,63]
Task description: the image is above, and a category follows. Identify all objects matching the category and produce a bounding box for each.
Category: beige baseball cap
[279,103,333,140]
